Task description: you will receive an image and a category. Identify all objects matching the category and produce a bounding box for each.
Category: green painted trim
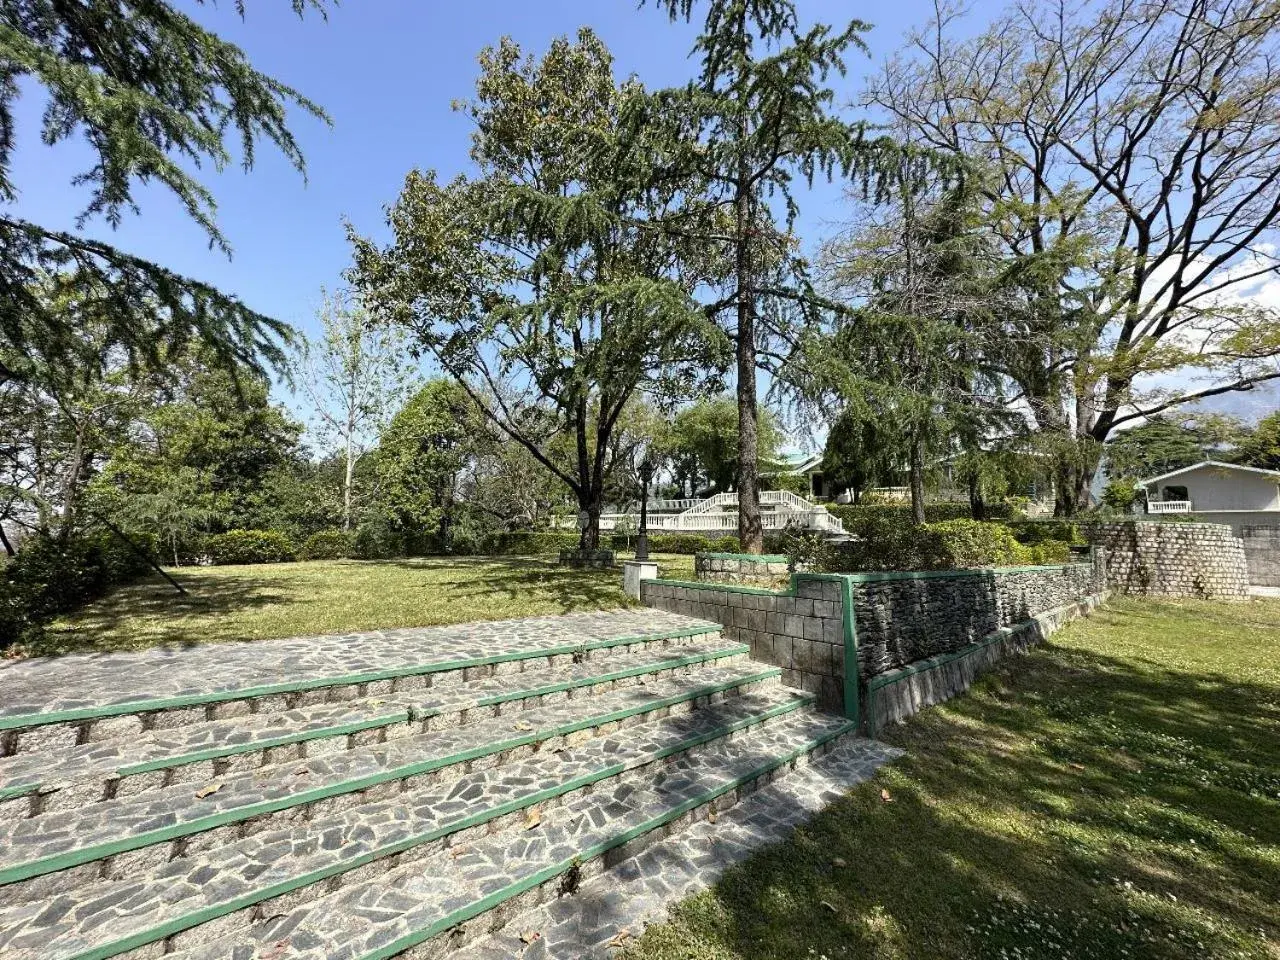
[0,783,38,803]
[697,552,791,563]
[839,578,860,726]
[841,563,1091,582]
[0,667,782,890]
[61,692,815,960]
[0,626,723,733]
[358,717,858,960]
[110,644,750,780]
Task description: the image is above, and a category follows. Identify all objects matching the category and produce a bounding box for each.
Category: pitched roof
[1138,459,1280,486]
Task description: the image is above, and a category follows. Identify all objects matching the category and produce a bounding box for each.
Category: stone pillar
[623,560,660,599]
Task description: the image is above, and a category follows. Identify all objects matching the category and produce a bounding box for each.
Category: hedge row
[828,501,1014,527]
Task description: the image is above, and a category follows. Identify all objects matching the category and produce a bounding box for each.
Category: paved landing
[0,609,712,725]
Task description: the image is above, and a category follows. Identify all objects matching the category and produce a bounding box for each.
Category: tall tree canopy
[352,30,727,548]
[867,0,1280,513]
[0,0,330,386]
[643,0,889,551]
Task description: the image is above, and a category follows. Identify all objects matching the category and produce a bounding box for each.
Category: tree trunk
[577,491,602,550]
[968,470,986,521]
[909,437,926,525]
[0,523,14,558]
[342,426,356,531]
[734,162,763,554]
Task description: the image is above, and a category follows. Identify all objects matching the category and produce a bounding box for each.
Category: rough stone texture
[1082,521,1249,599]
[865,592,1107,734]
[694,553,793,586]
[850,561,1105,676]
[559,549,617,569]
[451,737,903,960]
[1240,525,1280,587]
[642,558,1107,712]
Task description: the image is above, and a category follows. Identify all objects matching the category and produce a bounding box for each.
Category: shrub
[1008,520,1085,547]
[205,529,295,565]
[829,501,1013,528]
[484,531,582,556]
[924,519,1030,568]
[0,529,159,648]
[298,529,358,561]
[352,519,406,560]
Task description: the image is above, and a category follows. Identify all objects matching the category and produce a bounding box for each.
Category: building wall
[1154,465,1280,511]
[1081,521,1249,599]
[1240,526,1280,587]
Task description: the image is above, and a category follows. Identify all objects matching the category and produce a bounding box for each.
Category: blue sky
[12,0,944,350]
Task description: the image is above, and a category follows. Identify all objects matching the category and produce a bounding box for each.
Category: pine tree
[643,0,884,552]
[0,0,330,386]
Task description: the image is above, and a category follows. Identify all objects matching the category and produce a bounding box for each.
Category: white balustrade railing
[1148,500,1193,514]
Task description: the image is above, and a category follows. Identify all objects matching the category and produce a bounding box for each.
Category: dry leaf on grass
[606,929,633,947]
[880,789,894,803]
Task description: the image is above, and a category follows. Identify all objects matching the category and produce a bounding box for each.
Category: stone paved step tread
[0,609,719,734]
[0,638,748,811]
[0,687,816,960]
[0,662,783,898]
[169,710,858,960]
[452,737,903,960]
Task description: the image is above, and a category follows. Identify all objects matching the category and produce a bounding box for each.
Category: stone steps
[0,687,817,960]
[0,610,719,757]
[0,610,889,960]
[0,637,746,818]
[168,710,856,960]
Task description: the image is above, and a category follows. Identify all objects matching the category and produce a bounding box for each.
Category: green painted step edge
[359,717,860,960]
[0,625,722,733]
[63,693,817,960]
[0,783,38,803]
[0,666,783,889]
[111,643,751,779]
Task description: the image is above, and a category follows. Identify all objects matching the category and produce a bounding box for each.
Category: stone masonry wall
[851,562,1103,676]
[694,552,792,586]
[640,556,1106,714]
[1081,521,1249,599]
[1241,525,1280,587]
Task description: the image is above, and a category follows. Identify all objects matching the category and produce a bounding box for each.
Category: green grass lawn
[13,552,696,658]
[620,596,1280,960]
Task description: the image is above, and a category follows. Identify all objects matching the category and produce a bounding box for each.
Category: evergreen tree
[0,0,330,386]
[643,0,888,551]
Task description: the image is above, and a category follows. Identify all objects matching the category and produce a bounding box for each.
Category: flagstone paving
[0,608,899,960]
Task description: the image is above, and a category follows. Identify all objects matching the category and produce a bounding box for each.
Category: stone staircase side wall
[1240,525,1280,587]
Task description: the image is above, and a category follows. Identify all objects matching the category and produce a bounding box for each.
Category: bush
[298,529,358,561]
[205,529,295,565]
[1,529,159,648]
[829,501,1014,528]
[484,531,582,556]
[351,519,406,560]
[924,519,1030,568]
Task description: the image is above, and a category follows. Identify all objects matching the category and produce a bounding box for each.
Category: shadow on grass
[619,640,1280,960]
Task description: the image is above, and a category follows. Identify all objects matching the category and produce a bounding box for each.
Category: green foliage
[1101,480,1140,512]
[479,531,583,557]
[923,520,1031,569]
[829,502,1010,527]
[205,529,295,566]
[351,519,407,561]
[1234,410,1280,471]
[0,530,157,647]
[297,529,358,561]
[670,397,781,494]
[0,0,330,387]
[1104,416,1218,481]
[1007,520,1085,548]
[820,410,902,504]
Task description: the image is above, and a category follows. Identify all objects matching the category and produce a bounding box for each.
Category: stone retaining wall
[1240,525,1280,587]
[640,553,1107,718]
[1081,521,1248,599]
[694,552,792,585]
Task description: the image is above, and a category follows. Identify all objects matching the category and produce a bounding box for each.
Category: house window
[1161,485,1189,502]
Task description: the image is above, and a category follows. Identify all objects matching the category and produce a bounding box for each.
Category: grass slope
[15,553,688,658]
[621,597,1280,960]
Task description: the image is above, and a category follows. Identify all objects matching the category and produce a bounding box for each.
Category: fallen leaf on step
[260,939,291,960]
[880,789,894,803]
[821,900,838,913]
[194,782,223,799]
[519,930,542,944]
[524,807,542,830]
[513,720,534,732]
[448,844,471,859]
[707,811,718,824]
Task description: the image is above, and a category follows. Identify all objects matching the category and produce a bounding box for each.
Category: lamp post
[636,456,656,561]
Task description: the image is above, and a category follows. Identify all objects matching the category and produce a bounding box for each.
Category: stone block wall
[851,562,1103,676]
[1081,521,1249,599]
[1240,525,1280,587]
[640,555,1107,716]
[694,552,792,586]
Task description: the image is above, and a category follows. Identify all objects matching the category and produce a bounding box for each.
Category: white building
[1138,460,1280,531]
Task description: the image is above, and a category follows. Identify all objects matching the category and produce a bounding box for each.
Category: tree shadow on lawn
[619,642,1280,960]
[380,555,632,614]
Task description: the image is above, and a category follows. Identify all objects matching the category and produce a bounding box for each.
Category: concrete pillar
[623,560,660,599]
